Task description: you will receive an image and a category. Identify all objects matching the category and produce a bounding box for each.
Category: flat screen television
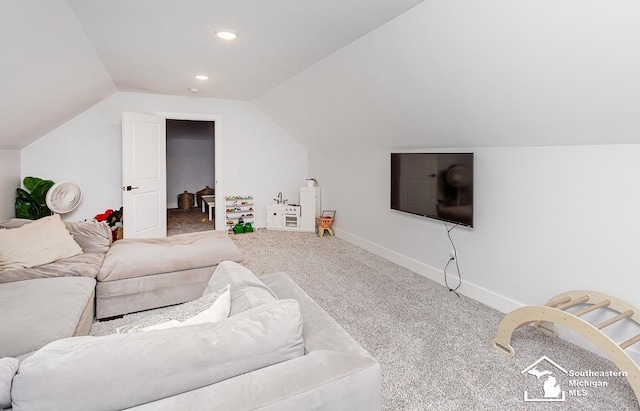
[391,152,474,227]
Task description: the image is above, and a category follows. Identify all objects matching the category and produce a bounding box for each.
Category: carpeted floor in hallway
[167,207,216,237]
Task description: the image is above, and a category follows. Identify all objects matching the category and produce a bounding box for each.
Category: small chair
[315,210,335,237]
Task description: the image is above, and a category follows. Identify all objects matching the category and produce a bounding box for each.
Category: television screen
[391,153,474,227]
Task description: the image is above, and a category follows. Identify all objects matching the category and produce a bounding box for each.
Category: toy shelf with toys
[225,195,255,234]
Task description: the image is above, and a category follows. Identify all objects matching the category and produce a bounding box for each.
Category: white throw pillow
[113,284,232,334]
[0,214,83,270]
[141,285,231,331]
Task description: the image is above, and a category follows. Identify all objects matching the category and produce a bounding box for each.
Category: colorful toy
[95,209,113,222]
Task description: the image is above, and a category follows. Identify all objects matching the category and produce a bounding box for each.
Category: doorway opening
[166,119,216,236]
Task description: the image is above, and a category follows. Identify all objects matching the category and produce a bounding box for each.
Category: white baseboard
[334,227,640,364]
[335,227,521,314]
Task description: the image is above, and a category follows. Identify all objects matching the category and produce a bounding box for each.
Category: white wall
[21,92,308,227]
[0,150,20,219]
[315,145,639,306]
[255,0,640,361]
[166,120,215,209]
[307,144,640,362]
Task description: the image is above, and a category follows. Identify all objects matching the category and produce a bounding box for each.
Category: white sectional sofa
[0,216,243,359]
[3,262,382,410]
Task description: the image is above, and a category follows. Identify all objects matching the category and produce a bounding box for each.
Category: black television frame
[390,152,474,227]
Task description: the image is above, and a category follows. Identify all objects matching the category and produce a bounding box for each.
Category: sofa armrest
[127,350,381,411]
[98,231,242,282]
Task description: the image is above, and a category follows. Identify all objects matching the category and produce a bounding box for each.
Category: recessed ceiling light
[194,75,208,80]
[188,88,200,93]
[214,30,237,40]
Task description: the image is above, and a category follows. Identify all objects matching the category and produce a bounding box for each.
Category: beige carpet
[230,229,639,411]
[92,228,639,410]
[167,207,215,237]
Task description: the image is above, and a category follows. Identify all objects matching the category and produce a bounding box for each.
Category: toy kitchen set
[267,181,321,232]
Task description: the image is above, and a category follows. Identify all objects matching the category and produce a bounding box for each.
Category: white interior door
[122,111,167,238]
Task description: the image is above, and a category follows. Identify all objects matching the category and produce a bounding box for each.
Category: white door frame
[157,112,224,231]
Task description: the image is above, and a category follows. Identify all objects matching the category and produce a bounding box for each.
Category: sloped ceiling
[5,1,639,152]
[0,0,423,149]
[256,0,640,150]
[0,1,116,149]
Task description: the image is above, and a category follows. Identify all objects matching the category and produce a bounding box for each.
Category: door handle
[122,185,140,191]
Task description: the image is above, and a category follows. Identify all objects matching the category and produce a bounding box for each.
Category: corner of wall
[0,150,21,220]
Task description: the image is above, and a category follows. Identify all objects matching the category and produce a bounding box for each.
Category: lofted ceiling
[0,0,424,149]
[257,0,640,150]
